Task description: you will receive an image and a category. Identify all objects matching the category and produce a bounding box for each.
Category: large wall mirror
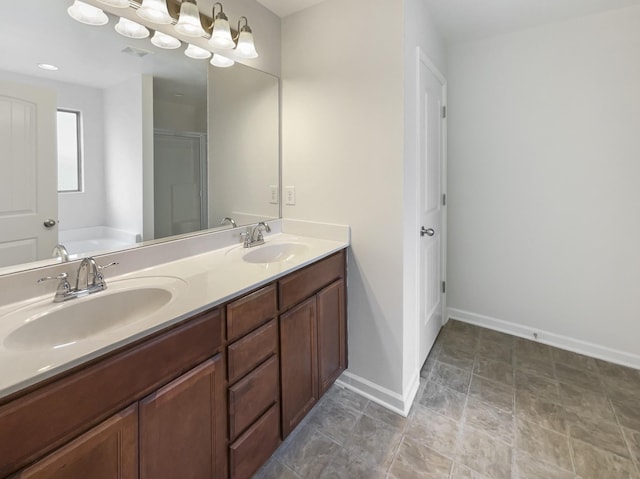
[0,0,280,274]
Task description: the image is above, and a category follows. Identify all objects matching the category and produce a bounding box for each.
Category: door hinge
[442,194,447,206]
[441,281,446,294]
[442,105,447,119]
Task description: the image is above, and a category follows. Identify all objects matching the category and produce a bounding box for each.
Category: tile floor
[253,320,640,479]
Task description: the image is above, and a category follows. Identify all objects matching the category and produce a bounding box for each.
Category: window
[56,109,82,192]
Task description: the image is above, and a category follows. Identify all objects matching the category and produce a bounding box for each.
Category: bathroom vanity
[0,235,348,479]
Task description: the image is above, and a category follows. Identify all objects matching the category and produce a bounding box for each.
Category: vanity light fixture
[95,0,129,8]
[208,2,234,50]
[234,16,258,59]
[150,30,181,49]
[137,0,173,25]
[185,43,211,59]
[38,63,59,71]
[115,17,150,38]
[174,0,206,37]
[210,53,234,68]
[67,0,109,26]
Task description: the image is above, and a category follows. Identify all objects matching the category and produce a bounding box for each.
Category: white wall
[282,0,407,406]
[447,6,640,366]
[103,75,147,239]
[0,71,106,231]
[402,0,448,402]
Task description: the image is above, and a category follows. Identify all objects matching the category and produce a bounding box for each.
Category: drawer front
[226,284,277,342]
[229,404,280,479]
[279,250,345,311]
[228,355,279,440]
[228,319,278,384]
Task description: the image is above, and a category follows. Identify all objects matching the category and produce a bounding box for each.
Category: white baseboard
[336,369,420,417]
[447,308,640,370]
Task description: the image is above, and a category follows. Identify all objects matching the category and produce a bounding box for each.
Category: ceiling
[255,0,326,17]
[422,0,640,43]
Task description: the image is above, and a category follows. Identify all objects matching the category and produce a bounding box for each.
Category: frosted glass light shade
[185,44,211,59]
[175,1,206,37]
[96,0,129,8]
[235,29,258,58]
[210,54,234,68]
[115,18,149,38]
[67,1,108,26]
[151,31,181,49]
[137,0,172,24]
[208,14,234,49]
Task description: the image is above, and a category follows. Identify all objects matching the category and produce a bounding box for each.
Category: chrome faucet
[242,222,271,248]
[38,257,118,303]
[51,244,70,262]
[220,217,238,228]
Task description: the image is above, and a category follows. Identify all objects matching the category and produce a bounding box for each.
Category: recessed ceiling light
[38,63,59,71]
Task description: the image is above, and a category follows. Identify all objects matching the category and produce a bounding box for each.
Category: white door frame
[415,47,447,369]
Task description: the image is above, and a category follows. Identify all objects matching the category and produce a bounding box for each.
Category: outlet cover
[285,186,296,205]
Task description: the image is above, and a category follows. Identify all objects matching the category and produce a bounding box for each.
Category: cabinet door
[13,405,137,479]
[139,356,226,479]
[317,279,347,395]
[280,297,318,438]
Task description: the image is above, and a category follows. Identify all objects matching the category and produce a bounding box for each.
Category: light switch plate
[269,185,278,204]
[285,186,296,205]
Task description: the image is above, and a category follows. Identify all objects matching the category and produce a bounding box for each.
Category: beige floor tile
[624,427,640,466]
[253,458,302,479]
[438,342,477,370]
[388,436,452,479]
[515,369,561,402]
[571,438,639,479]
[514,354,556,380]
[417,380,467,420]
[474,357,515,386]
[567,414,629,458]
[515,390,569,434]
[464,398,514,445]
[554,363,603,392]
[406,404,461,457]
[457,425,512,479]
[514,338,552,362]
[515,418,573,471]
[429,361,472,394]
[558,381,616,423]
[316,447,387,479]
[279,427,341,479]
[344,414,403,470]
[468,375,515,413]
[550,347,599,372]
[449,463,491,478]
[513,451,575,479]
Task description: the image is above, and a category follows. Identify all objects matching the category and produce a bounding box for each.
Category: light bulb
[175,1,206,37]
[115,17,150,39]
[67,1,109,26]
[210,54,234,68]
[151,31,181,49]
[137,0,172,25]
[185,44,211,59]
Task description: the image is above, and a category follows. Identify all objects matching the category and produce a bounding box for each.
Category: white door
[0,81,58,268]
[418,53,446,365]
[153,130,207,238]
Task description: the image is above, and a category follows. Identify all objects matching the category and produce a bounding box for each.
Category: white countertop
[0,232,348,400]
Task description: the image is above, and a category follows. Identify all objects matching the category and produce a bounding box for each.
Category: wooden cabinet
[0,248,347,479]
[280,297,319,437]
[317,279,347,395]
[139,357,226,479]
[11,405,138,479]
[280,251,347,437]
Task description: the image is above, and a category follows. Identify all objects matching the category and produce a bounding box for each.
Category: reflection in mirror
[0,0,280,274]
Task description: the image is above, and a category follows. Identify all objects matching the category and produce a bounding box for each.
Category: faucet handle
[38,272,68,283]
[97,262,118,272]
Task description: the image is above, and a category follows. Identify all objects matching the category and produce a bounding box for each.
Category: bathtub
[58,227,140,256]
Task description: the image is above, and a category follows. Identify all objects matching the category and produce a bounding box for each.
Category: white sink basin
[2,276,186,351]
[242,242,309,264]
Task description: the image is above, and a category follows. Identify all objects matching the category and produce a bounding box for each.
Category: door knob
[43,219,57,228]
[420,227,435,237]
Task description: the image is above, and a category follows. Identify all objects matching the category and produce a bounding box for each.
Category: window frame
[56,108,83,193]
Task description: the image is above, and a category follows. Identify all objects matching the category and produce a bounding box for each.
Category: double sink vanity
[0,225,349,479]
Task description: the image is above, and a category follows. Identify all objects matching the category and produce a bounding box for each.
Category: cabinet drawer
[228,319,278,384]
[279,250,345,311]
[229,404,280,479]
[228,355,279,440]
[227,284,277,342]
